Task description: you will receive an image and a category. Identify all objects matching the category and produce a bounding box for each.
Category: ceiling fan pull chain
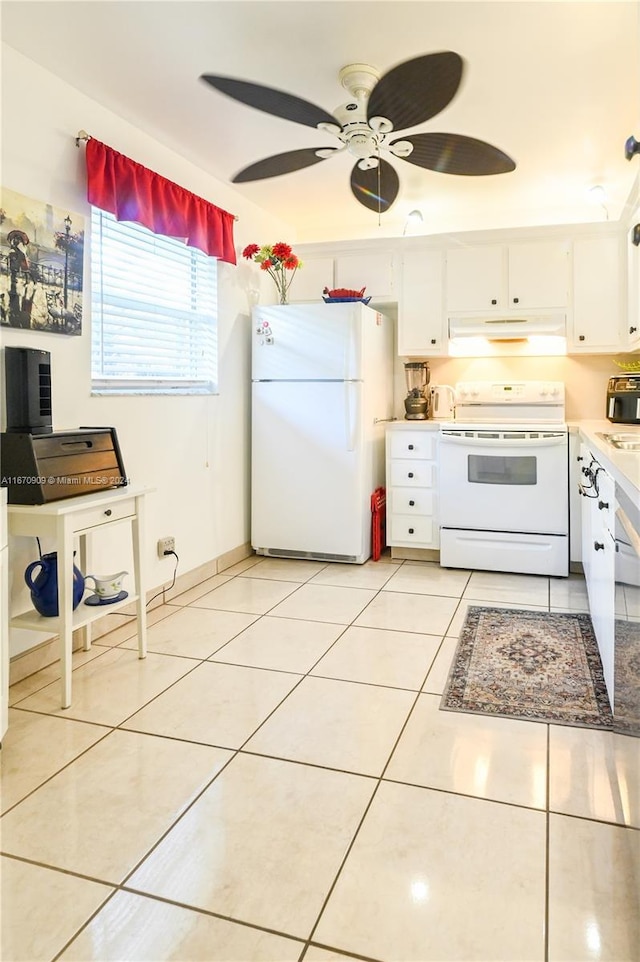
[377,148,382,226]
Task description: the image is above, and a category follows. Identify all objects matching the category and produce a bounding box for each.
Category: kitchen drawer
[389,431,437,461]
[390,487,435,516]
[389,515,435,545]
[73,498,136,533]
[390,460,435,487]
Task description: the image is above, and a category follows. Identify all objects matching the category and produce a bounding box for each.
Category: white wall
[396,354,621,422]
[1,44,293,655]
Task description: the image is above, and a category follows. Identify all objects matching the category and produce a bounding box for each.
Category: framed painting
[0,187,84,335]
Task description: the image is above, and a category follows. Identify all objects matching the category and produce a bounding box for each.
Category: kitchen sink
[597,432,640,451]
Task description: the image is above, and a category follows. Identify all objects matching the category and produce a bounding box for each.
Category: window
[90,208,218,395]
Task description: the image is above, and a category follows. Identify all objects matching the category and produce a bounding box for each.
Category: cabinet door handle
[577,456,583,462]
[594,541,605,551]
[630,326,638,334]
[430,338,436,345]
[598,500,609,510]
[491,298,497,305]
[408,472,414,478]
[104,509,112,517]
[409,500,415,506]
[578,335,585,341]
[408,444,414,450]
[408,528,414,535]
[513,296,519,304]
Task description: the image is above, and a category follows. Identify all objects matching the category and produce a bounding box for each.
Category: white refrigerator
[251,302,393,563]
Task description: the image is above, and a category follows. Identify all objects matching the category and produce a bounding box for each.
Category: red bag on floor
[371,487,386,562]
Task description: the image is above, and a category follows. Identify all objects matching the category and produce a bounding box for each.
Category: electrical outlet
[157,536,176,559]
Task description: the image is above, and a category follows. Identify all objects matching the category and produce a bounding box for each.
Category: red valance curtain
[85,138,236,265]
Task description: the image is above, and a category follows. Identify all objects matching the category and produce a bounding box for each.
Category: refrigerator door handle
[345,312,359,381]
[345,381,357,452]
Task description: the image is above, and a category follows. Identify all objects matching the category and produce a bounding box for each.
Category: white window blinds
[91,207,218,395]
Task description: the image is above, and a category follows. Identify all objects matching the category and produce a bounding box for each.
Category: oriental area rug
[441,607,613,730]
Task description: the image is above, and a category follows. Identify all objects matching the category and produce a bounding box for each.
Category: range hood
[448,314,566,340]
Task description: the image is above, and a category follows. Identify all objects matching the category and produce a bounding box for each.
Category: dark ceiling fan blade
[367,53,463,132]
[232,148,338,183]
[350,159,400,213]
[200,75,337,129]
[393,132,516,175]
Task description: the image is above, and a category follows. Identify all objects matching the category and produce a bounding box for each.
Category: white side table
[8,485,150,709]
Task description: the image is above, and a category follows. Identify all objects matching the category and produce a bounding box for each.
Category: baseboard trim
[390,547,440,562]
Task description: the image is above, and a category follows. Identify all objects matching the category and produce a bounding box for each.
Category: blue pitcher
[24,552,85,617]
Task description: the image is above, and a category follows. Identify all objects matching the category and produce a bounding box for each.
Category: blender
[403,361,430,419]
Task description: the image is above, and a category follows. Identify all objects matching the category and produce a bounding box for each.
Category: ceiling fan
[200,53,516,214]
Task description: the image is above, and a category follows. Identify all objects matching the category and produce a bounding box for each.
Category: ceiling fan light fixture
[369,116,394,134]
[317,122,343,138]
[315,147,343,159]
[357,156,379,170]
[389,140,414,158]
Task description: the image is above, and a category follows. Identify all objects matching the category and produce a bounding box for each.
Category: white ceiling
[2,1,640,243]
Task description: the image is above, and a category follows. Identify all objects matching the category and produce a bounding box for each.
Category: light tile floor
[1,559,638,962]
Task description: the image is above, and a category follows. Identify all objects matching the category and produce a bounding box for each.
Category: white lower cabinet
[386,425,439,551]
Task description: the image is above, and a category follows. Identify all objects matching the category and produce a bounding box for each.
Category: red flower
[272,242,292,260]
[242,243,260,260]
[260,259,273,270]
[284,255,299,270]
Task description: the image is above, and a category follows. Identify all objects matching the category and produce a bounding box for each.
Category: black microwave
[606,374,640,424]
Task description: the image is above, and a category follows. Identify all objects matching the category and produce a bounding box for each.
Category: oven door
[439,430,569,534]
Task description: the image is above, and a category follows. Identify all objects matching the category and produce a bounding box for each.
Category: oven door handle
[439,433,567,448]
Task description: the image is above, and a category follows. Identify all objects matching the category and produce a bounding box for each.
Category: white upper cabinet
[291,251,396,302]
[334,251,396,299]
[626,210,640,351]
[570,234,624,353]
[507,240,570,309]
[446,239,570,313]
[290,257,334,302]
[446,245,505,312]
[398,249,446,356]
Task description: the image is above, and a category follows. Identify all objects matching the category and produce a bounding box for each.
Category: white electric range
[438,380,569,577]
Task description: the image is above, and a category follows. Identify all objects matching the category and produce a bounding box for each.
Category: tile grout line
[5,563,612,961]
[297,636,442,957]
[1,564,407,822]
[44,559,387,961]
[109,563,420,957]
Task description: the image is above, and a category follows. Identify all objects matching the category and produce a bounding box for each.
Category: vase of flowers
[241,242,302,305]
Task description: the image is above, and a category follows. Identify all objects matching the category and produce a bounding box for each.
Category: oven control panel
[456,381,564,403]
